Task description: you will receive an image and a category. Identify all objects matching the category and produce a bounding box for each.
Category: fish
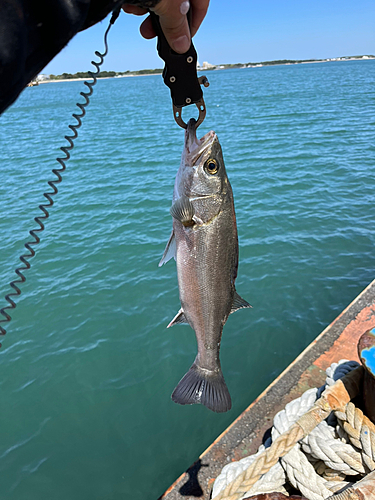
[159,118,251,413]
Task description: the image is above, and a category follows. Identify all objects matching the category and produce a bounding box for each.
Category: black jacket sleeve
[0,0,160,114]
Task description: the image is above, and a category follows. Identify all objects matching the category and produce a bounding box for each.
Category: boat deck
[159,279,375,500]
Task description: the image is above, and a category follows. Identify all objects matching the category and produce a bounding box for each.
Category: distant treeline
[254,59,306,65]
[49,69,163,80]
[210,56,375,70]
[48,56,374,80]
[223,59,321,68]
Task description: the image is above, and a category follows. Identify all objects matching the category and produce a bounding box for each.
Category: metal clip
[150,12,209,130]
[173,76,209,129]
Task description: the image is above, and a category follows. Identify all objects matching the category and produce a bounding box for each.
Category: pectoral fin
[158,230,176,267]
[230,290,252,314]
[167,309,188,328]
[170,196,195,227]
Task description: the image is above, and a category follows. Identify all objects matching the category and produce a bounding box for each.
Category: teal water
[1,60,374,499]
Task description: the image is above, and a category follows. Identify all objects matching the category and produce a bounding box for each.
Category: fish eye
[204,158,219,175]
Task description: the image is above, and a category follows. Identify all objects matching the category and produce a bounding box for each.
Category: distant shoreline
[39,73,160,84]
[37,56,374,84]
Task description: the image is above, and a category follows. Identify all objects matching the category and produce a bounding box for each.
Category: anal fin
[230,290,252,314]
[167,309,188,328]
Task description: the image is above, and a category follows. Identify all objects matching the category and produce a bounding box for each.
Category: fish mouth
[185,118,216,165]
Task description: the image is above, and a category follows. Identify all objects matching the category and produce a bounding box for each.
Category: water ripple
[0,60,374,500]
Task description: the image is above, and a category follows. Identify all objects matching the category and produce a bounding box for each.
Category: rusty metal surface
[158,280,375,500]
[243,494,303,500]
[351,469,375,499]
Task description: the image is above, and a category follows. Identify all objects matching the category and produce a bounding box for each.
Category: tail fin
[171,363,231,413]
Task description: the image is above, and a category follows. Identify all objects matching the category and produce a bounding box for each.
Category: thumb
[153,0,191,54]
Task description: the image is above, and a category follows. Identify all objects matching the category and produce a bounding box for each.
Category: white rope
[301,421,368,475]
[325,360,360,387]
[212,360,363,500]
[334,402,375,471]
[281,448,333,499]
[211,444,287,499]
[271,389,333,500]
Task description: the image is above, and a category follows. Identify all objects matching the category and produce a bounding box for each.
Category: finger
[190,0,210,38]
[122,4,148,16]
[140,15,156,40]
[152,0,191,54]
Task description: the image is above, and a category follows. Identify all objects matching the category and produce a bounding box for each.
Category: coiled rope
[212,360,375,500]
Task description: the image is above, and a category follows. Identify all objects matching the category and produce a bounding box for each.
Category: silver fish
[159,119,251,413]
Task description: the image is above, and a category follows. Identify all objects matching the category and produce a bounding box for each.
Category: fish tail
[171,363,231,413]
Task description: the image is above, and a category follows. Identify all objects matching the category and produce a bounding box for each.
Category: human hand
[123,0,210,54]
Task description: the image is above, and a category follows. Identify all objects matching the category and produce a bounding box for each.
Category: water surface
[0,59,374,499]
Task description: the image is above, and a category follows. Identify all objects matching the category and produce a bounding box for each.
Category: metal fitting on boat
[358,329,375,424]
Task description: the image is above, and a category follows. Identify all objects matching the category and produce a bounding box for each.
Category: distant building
[36,74,50,81]
[198,61,216,71]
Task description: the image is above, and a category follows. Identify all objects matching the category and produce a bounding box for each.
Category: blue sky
[44,0,375,74]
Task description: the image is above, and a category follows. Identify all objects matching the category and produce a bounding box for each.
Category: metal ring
[173,98,206,129]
